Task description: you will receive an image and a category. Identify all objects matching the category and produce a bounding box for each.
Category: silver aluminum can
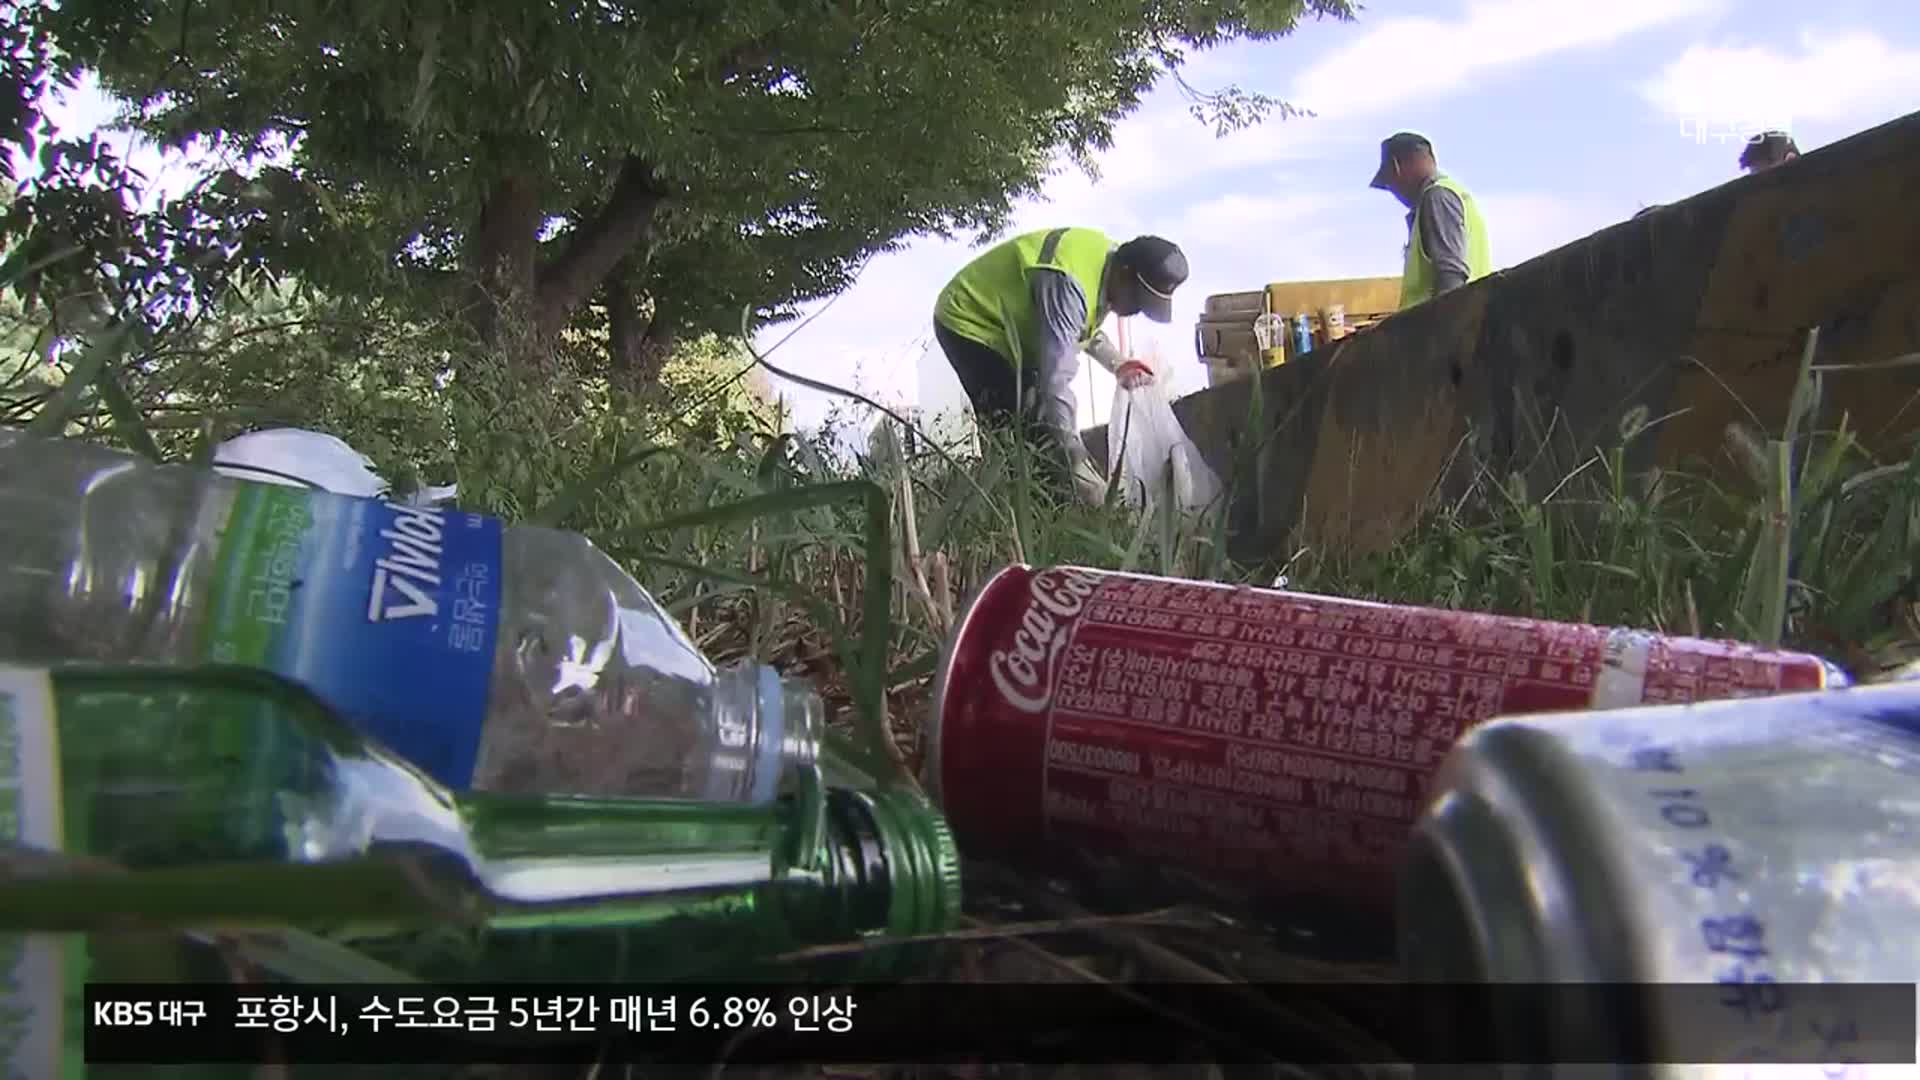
[1401,679,1920,1078]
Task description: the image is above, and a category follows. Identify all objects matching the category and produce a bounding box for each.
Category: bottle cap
[850,787,965,942]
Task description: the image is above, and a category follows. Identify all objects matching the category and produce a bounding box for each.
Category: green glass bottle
[0,662,962,1006]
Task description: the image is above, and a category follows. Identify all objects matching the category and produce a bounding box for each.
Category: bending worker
[1369,132,1490,310]
[932,227,1190,505]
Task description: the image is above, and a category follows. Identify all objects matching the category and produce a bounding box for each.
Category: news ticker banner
[86,982,1917,1066]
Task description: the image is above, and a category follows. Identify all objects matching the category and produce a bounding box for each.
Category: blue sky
[749,0,1920,439]
[34,0,1920,444]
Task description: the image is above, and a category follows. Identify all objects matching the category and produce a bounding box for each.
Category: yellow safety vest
[933,227,1112,370]
[1400,175,1490,311]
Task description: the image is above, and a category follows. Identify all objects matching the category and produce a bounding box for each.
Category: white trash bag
[1106,344,1221,523]
[211,427,457,507]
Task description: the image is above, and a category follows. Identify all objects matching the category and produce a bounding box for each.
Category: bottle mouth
[701,662,825,805]
[1398,791,1524,983]
[1399,724,1649,1065]
[744,664,825,805]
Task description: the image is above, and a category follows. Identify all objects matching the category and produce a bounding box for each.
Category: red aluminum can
[925,566,1846,909]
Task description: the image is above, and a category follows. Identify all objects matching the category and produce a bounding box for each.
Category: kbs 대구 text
[89,987,857,1040]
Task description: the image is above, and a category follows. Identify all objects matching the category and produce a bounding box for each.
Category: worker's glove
[1114,360,1156,391]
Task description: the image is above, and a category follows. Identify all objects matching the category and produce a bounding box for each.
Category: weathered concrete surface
[1087,108,1920,564]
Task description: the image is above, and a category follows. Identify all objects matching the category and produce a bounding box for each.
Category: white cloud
[1637,29,1920,143]
[1164,190,1343,241]
[1158,189,1384,311]
[1071,97,1359,200]
[1287,0,1725,120]
[752,234,966,431]
[1475,191,1623,270]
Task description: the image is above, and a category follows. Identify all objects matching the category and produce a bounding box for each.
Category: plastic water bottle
[0,429,823,802]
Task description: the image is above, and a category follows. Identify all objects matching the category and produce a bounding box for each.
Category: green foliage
[14,0,1351,382]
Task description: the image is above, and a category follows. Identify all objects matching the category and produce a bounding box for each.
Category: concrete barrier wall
[1087,108,1920,564]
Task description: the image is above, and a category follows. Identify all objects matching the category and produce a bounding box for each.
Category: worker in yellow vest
[1369,132,1491,311]
[932,228,1190,504]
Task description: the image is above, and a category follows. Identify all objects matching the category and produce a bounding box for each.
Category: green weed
[8,293,1920,986]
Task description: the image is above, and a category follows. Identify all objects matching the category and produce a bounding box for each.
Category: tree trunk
[607,271,646,373]
[607,270,678,391]
[462,173,541,356]
[461,157,670,378]
[637,313,678,382]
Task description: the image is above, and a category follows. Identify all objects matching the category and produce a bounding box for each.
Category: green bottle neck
[451,788,895,930]
[0,663,946,966]
[422,786,940,982]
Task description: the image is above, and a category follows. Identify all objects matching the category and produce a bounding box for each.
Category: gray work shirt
[1408,174,1471,295]
[1027,266,1125,466]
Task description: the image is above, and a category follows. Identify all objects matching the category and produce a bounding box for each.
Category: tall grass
[15,300,1920,769]
[9,292,1920,993]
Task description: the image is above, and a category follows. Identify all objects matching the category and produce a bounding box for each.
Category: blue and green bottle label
[200,486,505,789]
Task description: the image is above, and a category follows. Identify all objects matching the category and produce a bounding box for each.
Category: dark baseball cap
[1369,132,1433,189]
[1114,235,1189,323]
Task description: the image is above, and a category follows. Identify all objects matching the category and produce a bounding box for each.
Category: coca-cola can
[925,566,1848,909]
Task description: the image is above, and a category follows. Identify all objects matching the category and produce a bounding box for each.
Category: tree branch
[533,155,667,338]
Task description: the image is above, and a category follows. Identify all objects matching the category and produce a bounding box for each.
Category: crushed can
[925,566,1847,910]
[1402,679,1920,1069]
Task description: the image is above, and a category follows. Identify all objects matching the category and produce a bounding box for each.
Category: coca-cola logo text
[988,569,1104,713]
